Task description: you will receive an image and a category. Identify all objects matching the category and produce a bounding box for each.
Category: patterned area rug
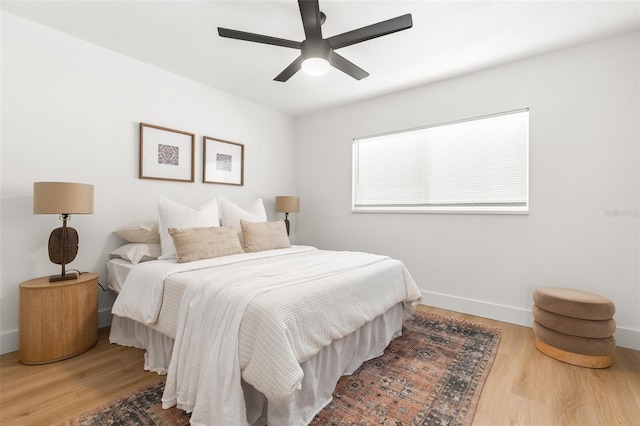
[59,381,190,426]
[310,310,501,425]
[62,310,500,426]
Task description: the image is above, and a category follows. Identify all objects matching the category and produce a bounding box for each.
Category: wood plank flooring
[1,306,638,425]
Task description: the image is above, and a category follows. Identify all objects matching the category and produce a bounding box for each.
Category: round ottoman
[532,287,616,368]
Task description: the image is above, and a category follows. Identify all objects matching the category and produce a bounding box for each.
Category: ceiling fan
[217,0,413,82]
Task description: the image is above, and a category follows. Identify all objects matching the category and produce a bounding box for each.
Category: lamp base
[49,272,78,283]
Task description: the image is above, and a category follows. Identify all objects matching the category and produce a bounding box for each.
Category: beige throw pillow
[241,220,291,253]
[113,221,160,243]
[168,226,243,263]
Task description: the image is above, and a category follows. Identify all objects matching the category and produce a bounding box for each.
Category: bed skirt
[109,302,405,425]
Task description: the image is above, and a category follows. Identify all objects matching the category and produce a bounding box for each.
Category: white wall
[0,13,297,354]
[2,12,638,355]
[295,31,640,350]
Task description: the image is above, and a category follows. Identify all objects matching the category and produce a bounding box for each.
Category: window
[352,109,529,214]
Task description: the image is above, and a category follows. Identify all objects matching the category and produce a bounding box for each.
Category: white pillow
[218,197,267,242]
[157,196,220,259]
[109,243,161,265]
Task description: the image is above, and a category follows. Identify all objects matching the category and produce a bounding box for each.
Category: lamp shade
[33,182,94,214]
[275,196,300,213]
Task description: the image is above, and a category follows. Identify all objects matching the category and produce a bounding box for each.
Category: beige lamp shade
[33,182,94,214]
[275,196,300,213]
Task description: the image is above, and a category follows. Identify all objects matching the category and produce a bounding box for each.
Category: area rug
[62,310,500,426]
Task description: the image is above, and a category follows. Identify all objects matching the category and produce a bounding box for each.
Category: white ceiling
[2,1,639,117]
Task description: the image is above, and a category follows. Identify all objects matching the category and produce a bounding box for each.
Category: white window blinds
[353,109,529,213]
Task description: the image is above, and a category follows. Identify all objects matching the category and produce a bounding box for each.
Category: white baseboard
[0,308,114,356]
[98,307,113,329]
[614,328,640,351]
[0,329,19,356]
[421,290,640,351]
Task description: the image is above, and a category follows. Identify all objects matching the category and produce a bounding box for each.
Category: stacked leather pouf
[532,287,616,368]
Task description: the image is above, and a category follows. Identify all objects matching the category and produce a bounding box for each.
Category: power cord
[73,270,111,292]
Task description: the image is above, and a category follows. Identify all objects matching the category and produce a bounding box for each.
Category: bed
[107,197,421,426]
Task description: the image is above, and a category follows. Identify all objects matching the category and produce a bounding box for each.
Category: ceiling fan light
[301,57,330,76]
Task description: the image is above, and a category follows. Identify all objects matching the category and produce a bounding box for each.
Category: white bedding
[112,246,318,325]
[110,246,421,425]
[106,257,135,293]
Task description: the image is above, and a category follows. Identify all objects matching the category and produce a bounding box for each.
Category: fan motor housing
[301,39,331,60]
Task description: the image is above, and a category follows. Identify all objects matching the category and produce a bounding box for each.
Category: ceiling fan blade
[274,56,304,82]
[327,14,413,50]
[218,27,300,49]
[329,51,369,80]
[298,0,323,40]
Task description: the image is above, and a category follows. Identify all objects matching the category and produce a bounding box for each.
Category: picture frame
[203,136,244,186]
[139,123,195,182]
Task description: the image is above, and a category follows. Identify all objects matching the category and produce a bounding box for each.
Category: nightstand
[19,273,98,364]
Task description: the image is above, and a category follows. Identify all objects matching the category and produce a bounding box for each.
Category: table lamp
[275,196,300,236]
[33,182,94,282]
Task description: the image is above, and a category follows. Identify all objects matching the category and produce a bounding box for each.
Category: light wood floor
[1,306,639,425]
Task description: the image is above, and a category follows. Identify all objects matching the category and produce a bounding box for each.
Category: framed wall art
[203,136,244,186]
[139,123,195,182]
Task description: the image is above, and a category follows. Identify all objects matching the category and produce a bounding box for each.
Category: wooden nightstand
[19,273,98,364]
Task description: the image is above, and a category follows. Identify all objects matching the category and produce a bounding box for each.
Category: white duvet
[112,246,421,425]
